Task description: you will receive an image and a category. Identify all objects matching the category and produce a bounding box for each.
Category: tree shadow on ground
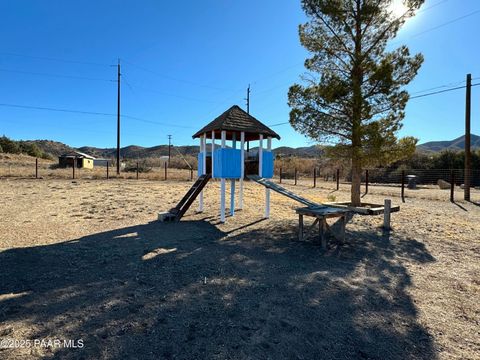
[0,217,436,359]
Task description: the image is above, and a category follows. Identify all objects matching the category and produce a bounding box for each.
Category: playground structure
[160,105,280,222]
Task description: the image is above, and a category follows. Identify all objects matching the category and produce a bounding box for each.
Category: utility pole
[167,135,172,164]
[464,73,471,201]
[116,59,121,175]
[245,84,250,114]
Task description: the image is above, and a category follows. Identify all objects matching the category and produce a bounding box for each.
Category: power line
[0,102,194,129]
[0,52,111,67]
[411,9,480,39]
[0,68,115,82]
[267,82,480,127]
[410,83,480,99]
[122,59,239,92]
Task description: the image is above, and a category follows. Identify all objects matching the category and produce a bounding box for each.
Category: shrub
[0,136,20,154]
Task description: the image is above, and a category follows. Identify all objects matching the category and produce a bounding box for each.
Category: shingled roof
[192,105,280,141]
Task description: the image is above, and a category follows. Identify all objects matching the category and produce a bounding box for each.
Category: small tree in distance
[289,0,424,206]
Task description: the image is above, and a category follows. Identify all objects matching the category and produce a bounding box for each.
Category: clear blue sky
[0,0,479,149]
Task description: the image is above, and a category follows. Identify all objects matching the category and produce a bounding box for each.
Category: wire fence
[275,166,480,203]
[0,158,195,182]
[2,157,480,204]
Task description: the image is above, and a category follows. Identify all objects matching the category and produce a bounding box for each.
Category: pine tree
[289,0,424,205]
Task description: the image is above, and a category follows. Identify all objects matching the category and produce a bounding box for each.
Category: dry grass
[0,177,479,359]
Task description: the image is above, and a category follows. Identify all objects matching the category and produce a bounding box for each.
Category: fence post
[191,168,193,181]
[313,167,316,188]
[106,161,109,180]
[279,167,282,184]
[336,169,340,190]
[365,169,369,195]
[72,158,75,179]
[294,168,297,185]
[136,162,139,180]
[35,158,38,179]
[450,170,455,203]
[383,199,391,230]
[164,162,167,181]
[401,170,405,203]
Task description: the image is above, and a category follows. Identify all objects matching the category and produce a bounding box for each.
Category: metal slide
[247,175,322,208]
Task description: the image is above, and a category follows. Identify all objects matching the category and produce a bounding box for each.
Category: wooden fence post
[313,167,316,188]
[401,170,405,203]
[336,169,340,190]
[450,170,455,203]
[294,168,297,185]
[136,162,139,180]
[164,162,167,181]
[106,161,109,180]
[365,169,369,195]
[35,158,38,179]
[383,199,391,230]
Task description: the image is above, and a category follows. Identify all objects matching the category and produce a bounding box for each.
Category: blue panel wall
[213,148,241,179]
[262,151,274,178]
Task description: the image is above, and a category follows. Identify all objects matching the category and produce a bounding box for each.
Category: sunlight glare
[389,0,408,18]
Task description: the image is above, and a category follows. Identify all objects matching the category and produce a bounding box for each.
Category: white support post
[211,130,215,178]
[220,130,226,222]
[258,134,263,177]
[384,199,391,230]
[239,131,245,210]
[265,137,272,218]
[203,133,207,176]
[198,134,206,212]
[230,133,236,216]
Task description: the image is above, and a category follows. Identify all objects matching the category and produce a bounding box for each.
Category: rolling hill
[417,134,480,152]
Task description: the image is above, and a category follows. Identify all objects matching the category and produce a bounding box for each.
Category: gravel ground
[0,178,479,359]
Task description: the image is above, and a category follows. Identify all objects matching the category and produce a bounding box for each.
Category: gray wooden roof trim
[192,105,281,140]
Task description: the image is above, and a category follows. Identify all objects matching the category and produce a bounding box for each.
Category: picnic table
[296,206,352,249]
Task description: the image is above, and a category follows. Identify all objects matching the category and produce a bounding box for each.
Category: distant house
[58,151,95,169]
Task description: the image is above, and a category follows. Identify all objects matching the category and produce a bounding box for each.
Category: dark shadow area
[452,201,468,211]
[0,218,436,359]
[467,200,480,207]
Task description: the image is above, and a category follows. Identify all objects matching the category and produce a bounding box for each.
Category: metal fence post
[294,168,297,186]
[336,169,340,190]
[279,167,282,184]
[450,170,455,203]
[164,162,167,181]
[401,170,405,203]
[365,169,369,195]
[313,167,316,188]
[106,161,109,180]
[136,162,139,180]
[72,158,75,179]
[35,158,38,179]
[191,168,193,181]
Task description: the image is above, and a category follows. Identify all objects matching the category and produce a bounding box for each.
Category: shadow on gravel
[0,218,436,359]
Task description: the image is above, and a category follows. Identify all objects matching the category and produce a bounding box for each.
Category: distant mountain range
[417,134,480,153]
[23,134,479,160]
[24,140,323,159]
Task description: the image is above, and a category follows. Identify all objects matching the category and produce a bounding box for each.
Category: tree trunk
[351,156,361,206]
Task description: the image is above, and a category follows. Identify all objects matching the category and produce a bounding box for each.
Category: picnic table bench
[296,206,352,249]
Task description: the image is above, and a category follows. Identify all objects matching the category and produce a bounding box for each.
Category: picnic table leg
[298,214,304,241]
[319,217,327,250]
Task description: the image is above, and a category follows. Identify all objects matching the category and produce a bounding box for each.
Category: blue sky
[0,0,479,149]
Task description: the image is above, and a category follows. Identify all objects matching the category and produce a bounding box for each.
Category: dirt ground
[0,178,479,359]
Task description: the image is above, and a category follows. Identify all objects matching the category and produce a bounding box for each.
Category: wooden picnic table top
[295,206,352,217]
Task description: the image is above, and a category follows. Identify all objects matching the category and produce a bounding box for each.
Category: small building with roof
[58,151,95,169]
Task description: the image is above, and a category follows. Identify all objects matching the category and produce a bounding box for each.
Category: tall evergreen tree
[289,0,424,205]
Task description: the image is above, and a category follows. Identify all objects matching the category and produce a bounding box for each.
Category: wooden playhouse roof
[192,105,281,141]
